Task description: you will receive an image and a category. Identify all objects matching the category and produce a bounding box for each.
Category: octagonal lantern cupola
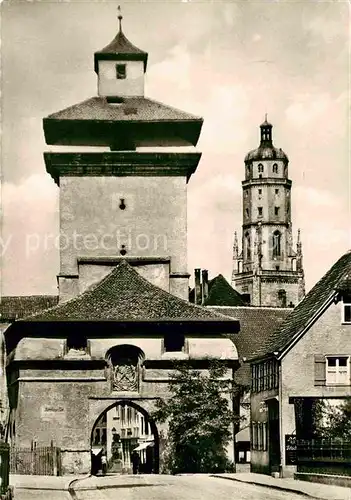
[260,116,273,146]
[94,8,148,98]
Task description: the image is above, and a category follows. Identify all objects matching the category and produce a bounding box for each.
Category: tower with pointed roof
[43,10,204,302]
[231,119,305,307]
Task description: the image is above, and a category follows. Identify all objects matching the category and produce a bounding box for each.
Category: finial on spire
[117,5,123,32]
[265,113,267,122]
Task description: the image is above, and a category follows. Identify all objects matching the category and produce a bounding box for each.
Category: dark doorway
[268,399,280,473]
[90,401,159,475]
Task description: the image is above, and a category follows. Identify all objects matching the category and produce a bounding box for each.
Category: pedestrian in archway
[131,450,140,475]
[101,447,107,476]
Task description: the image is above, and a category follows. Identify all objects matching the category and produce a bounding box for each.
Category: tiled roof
[24,260,239,325]
[250,250,351,360]
[205,275,246,307]
[96,30,147,56]
[94,30,148,72]
[0,296,58,321]
[45,97,202,123]
[208,306,291,385]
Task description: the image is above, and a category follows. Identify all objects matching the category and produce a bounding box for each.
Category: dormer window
[116,64,126,79]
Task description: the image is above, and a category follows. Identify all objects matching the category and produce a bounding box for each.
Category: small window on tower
[273,163,278,174]
[116,64,127,79]
[258,207,263,217]
[258,164,264,173]
[258,189,262,195]
[275,189,279,195]
[246,208,249,218]
[275,207,280,216]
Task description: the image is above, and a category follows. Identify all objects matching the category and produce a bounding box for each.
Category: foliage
[314,399,351,440]
[152,360,240,474]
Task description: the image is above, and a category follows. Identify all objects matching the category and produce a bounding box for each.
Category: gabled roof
[0,295,58,321]
[94,30,148,72]
[23,260,238,327]
[208,306,291,385]
[205,275,246,307]
[250,250,351,361]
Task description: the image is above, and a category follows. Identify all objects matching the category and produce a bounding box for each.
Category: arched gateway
[91,401,159,474]
[5,261,239,475]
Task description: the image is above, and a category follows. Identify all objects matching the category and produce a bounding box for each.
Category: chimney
[201,269,209,305]
[194,269,201,305]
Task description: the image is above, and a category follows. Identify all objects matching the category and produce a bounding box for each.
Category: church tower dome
[231,118,305,308]
[245,118,289,163]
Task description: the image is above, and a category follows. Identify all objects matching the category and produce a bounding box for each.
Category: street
[14,474,315,500]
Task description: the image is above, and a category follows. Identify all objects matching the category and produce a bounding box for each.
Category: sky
[1,0,350,296]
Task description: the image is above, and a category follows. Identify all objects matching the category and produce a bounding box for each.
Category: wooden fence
[10,442,62,476]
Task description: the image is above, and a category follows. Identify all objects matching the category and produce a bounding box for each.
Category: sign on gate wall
[285,434,297,465]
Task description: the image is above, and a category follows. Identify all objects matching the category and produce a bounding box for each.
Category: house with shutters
[248,250,351,479]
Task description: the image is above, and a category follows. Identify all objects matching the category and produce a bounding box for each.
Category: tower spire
[233,231,239,258]
[117,5,123,32]
[296,229,303,270]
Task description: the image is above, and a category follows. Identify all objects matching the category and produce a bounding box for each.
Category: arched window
[291,258,297,271]
[245,232,251,261]
[272,230,281,258]
[272,163,278,174]
[258,164,264,173]
[106,345,144,392]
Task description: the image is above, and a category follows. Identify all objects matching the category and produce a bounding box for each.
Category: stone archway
[90,400,160,475]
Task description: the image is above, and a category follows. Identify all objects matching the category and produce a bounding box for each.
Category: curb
[211,475,321,500]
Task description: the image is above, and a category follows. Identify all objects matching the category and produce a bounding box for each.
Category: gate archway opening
[90,400,159,475]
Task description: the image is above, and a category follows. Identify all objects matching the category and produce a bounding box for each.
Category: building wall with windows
[97,60,145,97]
[250,358,279,474]
[280,296,351,476]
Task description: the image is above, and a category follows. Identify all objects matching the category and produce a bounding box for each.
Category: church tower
[43,10,203,303]
[231,118,305,307]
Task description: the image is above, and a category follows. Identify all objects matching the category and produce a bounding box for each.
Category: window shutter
[314,355,326,386]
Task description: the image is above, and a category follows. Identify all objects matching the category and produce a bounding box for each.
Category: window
[343,303,351,323]
[245,208,249,218]
[326,357,349,385]
[116,64,126,79]
[278,289,287,307]
[258,189,262,195]
[66,336,88,353]
[272,230,281,258]
[251,360,278,392]
[275,189,279,195]
[258,164,264,173]
[258,207,263,217]
[273,163,278,174]
[245,232,251,260]
[274,207,280,216]
[164,333,185,352]
[251,422,267,451]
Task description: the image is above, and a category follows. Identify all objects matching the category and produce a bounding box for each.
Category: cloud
[285,92,332,127]
[1,175,59,295]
